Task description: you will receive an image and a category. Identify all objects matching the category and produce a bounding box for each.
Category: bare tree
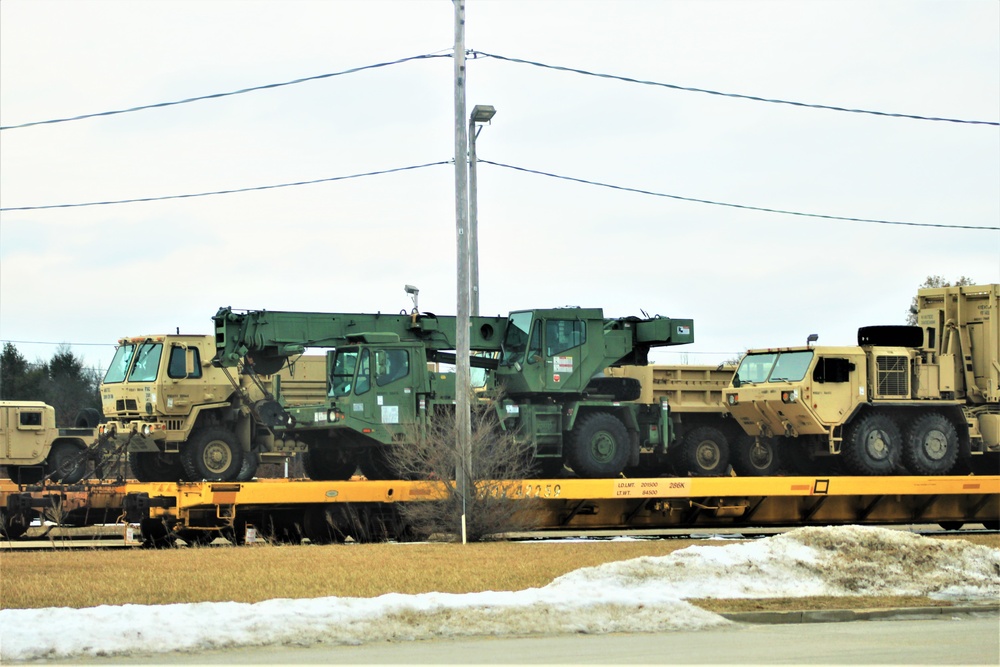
[907,276,975,325]
[385,387,540,542]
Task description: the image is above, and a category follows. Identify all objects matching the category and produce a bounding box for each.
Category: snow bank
[1,525,996,662]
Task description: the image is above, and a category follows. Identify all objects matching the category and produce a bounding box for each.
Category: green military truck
[211,304,696,479]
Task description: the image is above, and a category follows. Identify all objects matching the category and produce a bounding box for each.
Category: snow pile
[1,526,997,662]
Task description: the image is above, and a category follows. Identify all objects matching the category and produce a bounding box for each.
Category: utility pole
[452,0,472,544]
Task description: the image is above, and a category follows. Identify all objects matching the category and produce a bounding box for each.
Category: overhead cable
[0,53,450,131]
[470,51,1000,127]
[478,159,1000,231]
[3,158,994,231]
[0,161,452,211]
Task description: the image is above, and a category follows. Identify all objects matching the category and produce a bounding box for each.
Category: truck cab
[724,346,866,443]
[1,401,94,484]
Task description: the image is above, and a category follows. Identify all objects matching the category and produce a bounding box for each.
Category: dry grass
[1,533,996,612]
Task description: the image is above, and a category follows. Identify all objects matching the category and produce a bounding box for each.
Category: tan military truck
[603,364,771,475]
[100,335,326,483]
[1,401,97,484]
[723,283,1000,476]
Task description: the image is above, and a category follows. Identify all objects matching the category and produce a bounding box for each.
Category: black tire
[128,451,185,482]
[181,428,244,482]
[673,426,730,476]
[303,444,358,480]
[781,439,826,475]
[236,452,259,481]
[844,412,902,475]
[46,443,88,484]
[731,434,781,476]
[567,412,631,478]
[74,408,102,428]
[903,413,959,475]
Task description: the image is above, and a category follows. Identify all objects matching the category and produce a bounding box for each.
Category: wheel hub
[922,430,948,460]
[695,441,720,468]
[865,430,890,460]
[203,441,232,472]
[591,432,616,463]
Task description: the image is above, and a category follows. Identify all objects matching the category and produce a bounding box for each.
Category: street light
[468,104,495,317]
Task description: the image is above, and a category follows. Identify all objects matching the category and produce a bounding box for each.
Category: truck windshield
[501,311,534,366]
[735,350,814,384]
[103,344,136,384]
[127,343,162,382]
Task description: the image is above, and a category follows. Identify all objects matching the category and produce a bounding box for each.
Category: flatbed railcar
[3,475,997,547]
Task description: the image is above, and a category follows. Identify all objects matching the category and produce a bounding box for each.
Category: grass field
[2,533,996,612]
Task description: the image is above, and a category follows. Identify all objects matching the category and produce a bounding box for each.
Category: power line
[470,51,1000,127]
[0,53,450,131]
[478,159,1000,231]
[0,161,452,211]
[3,156,993,231]
[2,340,112,347]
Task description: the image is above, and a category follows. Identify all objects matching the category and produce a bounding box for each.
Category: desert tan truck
[723,283,1000,476]
[603,365,773,475]
[100,335,326,483]
[1,401,98,484]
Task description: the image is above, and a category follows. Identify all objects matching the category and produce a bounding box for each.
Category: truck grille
[116,399,138,412]
[876,356,909,397]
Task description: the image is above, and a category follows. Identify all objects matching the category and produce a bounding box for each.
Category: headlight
[727,394,738,406]
[327,409,338,423]
[142,424,152,436]
[781,390,798,404]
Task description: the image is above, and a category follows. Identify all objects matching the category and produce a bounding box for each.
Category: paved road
[69,613,999,665]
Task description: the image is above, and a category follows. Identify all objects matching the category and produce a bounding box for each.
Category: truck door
[541,317,587,393]
[810,355,862,424]
[372,347,418,436]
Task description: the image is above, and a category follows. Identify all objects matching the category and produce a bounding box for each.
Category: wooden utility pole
[452,0,472,544]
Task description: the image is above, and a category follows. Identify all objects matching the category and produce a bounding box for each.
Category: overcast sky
[1,0,998,375]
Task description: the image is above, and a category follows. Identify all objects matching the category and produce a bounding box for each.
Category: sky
[1,0,998,377]
[1,525,998,662]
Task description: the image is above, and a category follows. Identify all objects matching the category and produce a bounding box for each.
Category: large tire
[903,413,959,475]
[46,442,88,484]
[74,408,102,428]
[181,428,244,482]
[236,452,259,482]
[128,451,185,482]
[673,426,730,476]
[567,412,630,478]
[731,434,781,476]
[844,412,902,475]
[303,444,358,481]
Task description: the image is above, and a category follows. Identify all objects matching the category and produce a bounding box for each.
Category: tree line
[0,343,102,427]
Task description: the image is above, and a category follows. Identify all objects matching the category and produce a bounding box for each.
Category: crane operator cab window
[376,349,409,386]
[546,320,585,357]
[330,348,372,398]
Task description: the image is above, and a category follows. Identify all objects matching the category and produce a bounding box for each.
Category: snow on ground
[1,526,997,662]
